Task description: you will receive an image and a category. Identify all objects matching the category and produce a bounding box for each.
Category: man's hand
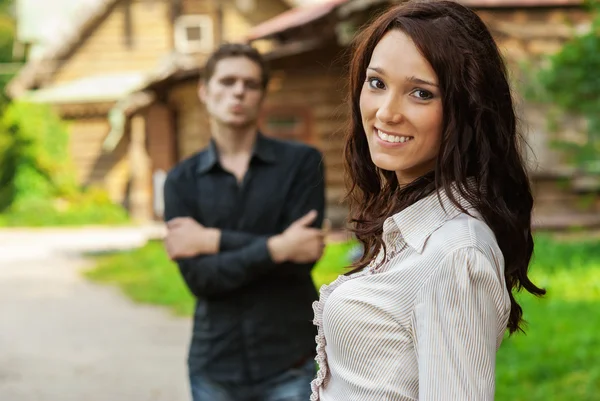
[165,217,221,260]
[268,210,325,264]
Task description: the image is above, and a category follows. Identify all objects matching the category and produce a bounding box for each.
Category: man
[163,43,326,401]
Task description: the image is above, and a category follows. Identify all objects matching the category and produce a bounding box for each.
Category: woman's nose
[375,95,403,124]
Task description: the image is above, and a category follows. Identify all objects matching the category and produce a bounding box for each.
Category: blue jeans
[190,359,315,401]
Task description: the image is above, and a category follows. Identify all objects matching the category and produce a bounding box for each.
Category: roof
[8,0,121,98]
[247,0,348,40]
[22,72,147,104]
[460,0,582,6]
[16,0,92,46]
[247,0,585,41]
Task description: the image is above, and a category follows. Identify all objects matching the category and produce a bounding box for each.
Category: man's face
[199,56,265,128]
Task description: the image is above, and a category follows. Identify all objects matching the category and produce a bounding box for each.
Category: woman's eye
[367,77,385,90]
[411,89,433,100]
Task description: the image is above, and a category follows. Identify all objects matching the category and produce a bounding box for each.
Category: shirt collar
[383,180,477,254]
[196,132,276,175]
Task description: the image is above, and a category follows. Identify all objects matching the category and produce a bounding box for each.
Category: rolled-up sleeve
[413,247,508,400]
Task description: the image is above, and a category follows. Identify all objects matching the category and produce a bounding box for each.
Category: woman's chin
[371,155,403,173]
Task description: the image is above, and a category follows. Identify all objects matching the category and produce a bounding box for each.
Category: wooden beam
[123,0,134,48]
[128,115,153,222]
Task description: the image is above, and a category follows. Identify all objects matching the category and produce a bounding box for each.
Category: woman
[310,1,545,400]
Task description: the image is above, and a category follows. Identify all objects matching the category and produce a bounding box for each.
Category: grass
[85,242,195,316]
[85,234,600,401]
[495,235,600,401]
[0,198,130,227]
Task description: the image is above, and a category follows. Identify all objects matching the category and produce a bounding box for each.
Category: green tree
[0,0,17,106]
[0,1,128,226]
[0,101,77,211]
[0,0,20,210]
[538,2,600,174]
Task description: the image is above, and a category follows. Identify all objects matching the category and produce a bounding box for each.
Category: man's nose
[233,81,245,96]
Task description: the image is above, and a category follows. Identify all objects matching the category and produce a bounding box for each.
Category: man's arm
[218,147,325,257]
[219,229,266,252]
[163,147,325,297]
[283,147,326,230]
[166,147,325,255]
[163,174,276,298]
[274,147,326,274]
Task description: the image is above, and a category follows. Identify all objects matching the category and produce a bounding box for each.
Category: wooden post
[128,115,152,222]
[146,102,177,219]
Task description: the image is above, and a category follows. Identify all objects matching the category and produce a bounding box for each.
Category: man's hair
[202,43,270,90]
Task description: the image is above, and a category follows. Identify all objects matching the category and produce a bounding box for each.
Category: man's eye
[220,78,236,86]
[245,81,261,90]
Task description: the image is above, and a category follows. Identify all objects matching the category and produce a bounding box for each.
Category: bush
[0,101,129,226]
[537,5,600,174]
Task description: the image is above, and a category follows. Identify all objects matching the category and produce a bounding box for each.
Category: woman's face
[359,29,443,185]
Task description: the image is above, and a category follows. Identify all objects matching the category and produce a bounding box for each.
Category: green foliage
[0,188,129,227]
[0,101,129,226]
[0,1,19,107]
[0,101,77,208]
[537,4,600,174]
[0,3,125,226]
[87,236,600,400]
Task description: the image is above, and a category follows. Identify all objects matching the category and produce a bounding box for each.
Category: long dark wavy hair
[344,0,545,333]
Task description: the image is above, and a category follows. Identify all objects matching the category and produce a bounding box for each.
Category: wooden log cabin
[8,0,291,222]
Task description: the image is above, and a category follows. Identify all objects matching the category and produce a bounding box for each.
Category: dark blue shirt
[163,133,325,383]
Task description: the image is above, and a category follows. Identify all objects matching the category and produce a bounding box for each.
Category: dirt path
[0,228,191,401]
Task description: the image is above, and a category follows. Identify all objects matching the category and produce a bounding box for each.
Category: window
[260,107,313,143]
[174,15,213,54]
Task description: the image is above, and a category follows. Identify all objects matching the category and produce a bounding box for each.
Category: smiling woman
[310,1,546,400]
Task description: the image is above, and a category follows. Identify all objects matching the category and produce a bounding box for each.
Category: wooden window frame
[174,15,213,54]
[259,106,314,144]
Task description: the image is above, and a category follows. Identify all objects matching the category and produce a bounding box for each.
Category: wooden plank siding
[180,0,214,14]
[67,118,130,205]
[53,0,172,84]
[168,81,211,160]
[263,45,349,225]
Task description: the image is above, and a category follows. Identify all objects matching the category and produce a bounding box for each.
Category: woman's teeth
[376,129,413,143]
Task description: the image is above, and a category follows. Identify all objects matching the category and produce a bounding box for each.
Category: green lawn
[85,235,600,400]
[495,235,600,400]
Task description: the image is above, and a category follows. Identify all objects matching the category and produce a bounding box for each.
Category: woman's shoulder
[425,211,503,266]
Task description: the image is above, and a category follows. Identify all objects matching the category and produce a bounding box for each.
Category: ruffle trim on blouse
[309,251,386,401]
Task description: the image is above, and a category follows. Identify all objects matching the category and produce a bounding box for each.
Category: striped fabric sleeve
[413,247,504,400]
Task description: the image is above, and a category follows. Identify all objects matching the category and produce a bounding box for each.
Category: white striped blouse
[310,188,511,401]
